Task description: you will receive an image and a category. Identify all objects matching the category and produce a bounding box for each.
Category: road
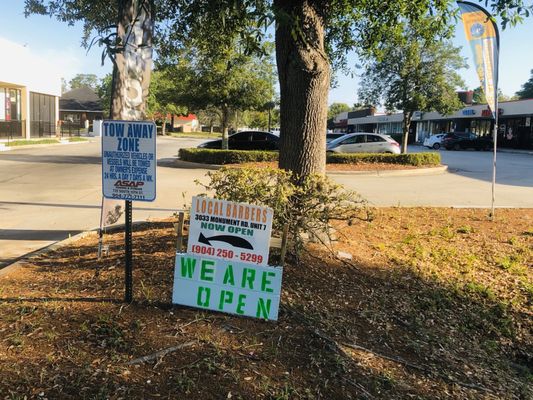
[335,146,533,207]
[0,137,208,267]
[0,138,532,267]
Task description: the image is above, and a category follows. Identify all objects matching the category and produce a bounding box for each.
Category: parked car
[442,132,493,151]
[198,130,279,150]
[326,133,401,154]
[423,133,446,150]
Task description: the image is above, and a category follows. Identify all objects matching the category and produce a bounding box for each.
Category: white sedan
[423,133,446,150]
[326,132,401,154]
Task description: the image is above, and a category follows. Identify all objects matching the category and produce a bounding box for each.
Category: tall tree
[25,0,531,176]
[68,73,99,91]
[146,69,188,134]
[97,73,113,118]
[359,23,466,153]
[516,69,533,99]
[473,86,512,104]
[168,41,276,148]
[328,103,351,120]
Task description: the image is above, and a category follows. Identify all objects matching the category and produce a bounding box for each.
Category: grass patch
[6,139,59,146]
[67,137,88,142]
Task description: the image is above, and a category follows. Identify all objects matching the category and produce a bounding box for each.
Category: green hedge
[179,148,278,164]
[326,152,441,166]
[179,148,441,166]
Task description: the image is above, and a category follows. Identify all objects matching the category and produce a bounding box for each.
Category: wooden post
[174,212,185,253]
[279,224,289,266]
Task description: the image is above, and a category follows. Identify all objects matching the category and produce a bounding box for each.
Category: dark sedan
[442,132,493,151]
[198,130,279,150]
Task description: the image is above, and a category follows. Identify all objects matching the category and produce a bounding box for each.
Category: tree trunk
[221,105,229,150]
[275,0,330,177]
[162,116,167,135]
[401,111,412,154]
[112,0,154,121]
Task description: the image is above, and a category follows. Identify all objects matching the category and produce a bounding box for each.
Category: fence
[60,121,84,137]
[30,121,57,138]
[0,120,25,140]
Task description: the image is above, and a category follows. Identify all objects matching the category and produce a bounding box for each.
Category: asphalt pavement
[0,138,531,268]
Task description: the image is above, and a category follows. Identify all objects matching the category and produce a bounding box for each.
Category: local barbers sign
[187,196,273,266]
[173,197,282,320]
[173,254,282,320]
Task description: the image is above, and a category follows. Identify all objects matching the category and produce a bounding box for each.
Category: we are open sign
[173,254,282,320]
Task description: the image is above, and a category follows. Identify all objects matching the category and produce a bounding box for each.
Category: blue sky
[2,1,532,105]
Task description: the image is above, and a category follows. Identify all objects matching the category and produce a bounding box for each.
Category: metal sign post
[102,120,156,303]
[125,200,133,302]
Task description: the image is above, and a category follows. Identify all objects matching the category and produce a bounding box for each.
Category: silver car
[326,132,401,154]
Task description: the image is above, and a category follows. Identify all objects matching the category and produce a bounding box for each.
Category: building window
[0,88,22,121]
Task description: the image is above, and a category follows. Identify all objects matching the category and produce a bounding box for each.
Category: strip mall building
[333,98,533,150]
[0,37,61,140]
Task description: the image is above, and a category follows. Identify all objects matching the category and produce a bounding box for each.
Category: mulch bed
[0,208,531,399]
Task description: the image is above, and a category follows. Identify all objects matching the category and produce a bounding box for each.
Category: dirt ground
[0,208,531,399]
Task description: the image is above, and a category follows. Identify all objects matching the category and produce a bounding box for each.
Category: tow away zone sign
[102,120,156,202]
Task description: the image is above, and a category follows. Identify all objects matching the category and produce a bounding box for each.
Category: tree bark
[221,105,229,150]
[162,116,167,135]
[112,0,154,121]
[401,111,412,154]
[275,0,330,177]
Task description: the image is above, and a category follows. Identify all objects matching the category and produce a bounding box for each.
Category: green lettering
[241,268,256,289]
[200,259,215,282]
[218,290,234,310]
[180,257,197,278]
[236,294,246,314]
[197,286,211,307]
[223,264,235,285]
[256,298,271,319]
[261,271,275,293]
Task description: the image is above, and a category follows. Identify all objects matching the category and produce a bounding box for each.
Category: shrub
[180,148,440,167]
[326,152,441,166]
[198,167,370,253]
[179,148,278,164]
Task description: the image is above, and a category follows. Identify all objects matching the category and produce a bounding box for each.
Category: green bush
[198,167,370,252]
[179,148,278,164]
[180,148,441,166]
[326,152,441,166]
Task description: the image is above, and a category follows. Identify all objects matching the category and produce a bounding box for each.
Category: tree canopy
[328,103,351,120]
[516,69,533,99]
[68,73,99,91]
[24,0,533,175]
[359,20,466,153]
[472,86,513,104]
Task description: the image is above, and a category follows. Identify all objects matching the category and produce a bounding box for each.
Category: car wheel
[453,143,461,151]
[432,143,441,150]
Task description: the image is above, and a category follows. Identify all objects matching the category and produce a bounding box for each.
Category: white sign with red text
[187,196,273,266]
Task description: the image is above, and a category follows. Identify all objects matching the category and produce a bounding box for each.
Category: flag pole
[491,99,498,220]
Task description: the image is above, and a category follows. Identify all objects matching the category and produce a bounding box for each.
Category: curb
[0,220,157,279]
[326,165,448,176]
[174,159,449,176]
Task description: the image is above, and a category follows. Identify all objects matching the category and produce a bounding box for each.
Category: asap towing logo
[114,180,144,188]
